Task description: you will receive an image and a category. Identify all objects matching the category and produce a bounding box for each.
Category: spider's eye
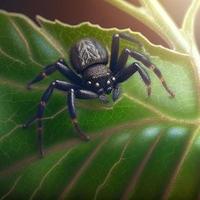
[95,82,100,87]
[107,80,111,85]
[87,81,92,85]
[112,77,116,81]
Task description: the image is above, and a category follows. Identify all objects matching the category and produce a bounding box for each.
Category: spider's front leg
[67,88,98,141]
[27,59,82,89]
[23,81,97,157]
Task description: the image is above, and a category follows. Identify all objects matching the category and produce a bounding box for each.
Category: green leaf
[0,10,200,200]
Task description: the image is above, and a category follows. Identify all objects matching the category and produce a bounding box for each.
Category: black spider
[23,33,175,157]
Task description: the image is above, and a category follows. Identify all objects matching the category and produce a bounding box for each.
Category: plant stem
[182,0,200,40]
[106,0,200,74]
[105,0,167,45]
[138,0,191,52]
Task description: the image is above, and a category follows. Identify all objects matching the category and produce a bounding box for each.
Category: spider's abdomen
[70,38,108,73]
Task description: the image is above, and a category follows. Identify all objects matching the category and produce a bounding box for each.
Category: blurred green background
[0,0,199,49]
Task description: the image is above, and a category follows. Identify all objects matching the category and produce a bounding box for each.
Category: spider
[23,33,175,157]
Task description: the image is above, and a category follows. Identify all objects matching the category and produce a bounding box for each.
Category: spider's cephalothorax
[70,38,114,96]
[24,33,175,157]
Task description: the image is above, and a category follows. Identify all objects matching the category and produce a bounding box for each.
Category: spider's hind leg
[115,62,151,96]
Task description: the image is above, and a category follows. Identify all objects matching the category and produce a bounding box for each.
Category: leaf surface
[0,11,200,200]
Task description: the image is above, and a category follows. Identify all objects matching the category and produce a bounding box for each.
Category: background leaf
[0,10,200,199]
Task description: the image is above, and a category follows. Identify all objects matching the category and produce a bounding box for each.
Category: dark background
[0,0,199,49]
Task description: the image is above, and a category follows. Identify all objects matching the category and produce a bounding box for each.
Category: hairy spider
[23,33,175,157]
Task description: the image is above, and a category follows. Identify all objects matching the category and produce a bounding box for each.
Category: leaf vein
[0,47,25,65]
[7,17,43,67]
[94,136,132,200]
[121,131,162,200]
[0,125,21,143]
[0,118,166,179]
[0,176,22,200]
[161,125,200,200]
[59,137,109,199]
[29,148,74,200]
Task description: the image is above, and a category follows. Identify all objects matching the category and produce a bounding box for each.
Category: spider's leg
[24,80,80,157]
[115,62,151,96]
[27,59,82,89]
[67,89,98,141]
[24,81,97,157]
[110,34,120,72]
[109,33,142,73]
[75,89,99,99]
[116,48,175,97]
[23,89,98,129]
